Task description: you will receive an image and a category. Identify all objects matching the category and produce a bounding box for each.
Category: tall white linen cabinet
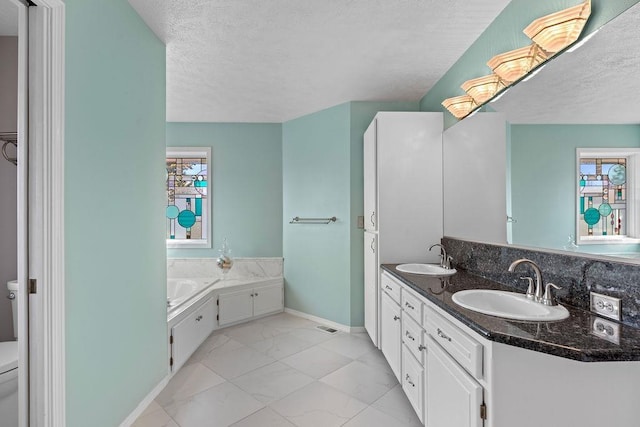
[363,112,444,347]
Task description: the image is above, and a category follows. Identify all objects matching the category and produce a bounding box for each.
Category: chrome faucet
[429,244,453,269]
[507,258,544,302]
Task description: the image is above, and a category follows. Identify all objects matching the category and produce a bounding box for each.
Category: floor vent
[316,325,339,334]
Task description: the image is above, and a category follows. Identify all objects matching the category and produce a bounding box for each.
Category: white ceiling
[0,0,18,36]
[490,2,640,124]
[128,0,511,123]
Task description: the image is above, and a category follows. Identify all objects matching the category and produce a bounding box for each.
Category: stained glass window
[578,157,626,239]
[166,147,211,248]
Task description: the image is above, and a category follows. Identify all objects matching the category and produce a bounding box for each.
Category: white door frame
[9,0,30,426]
[26,0,65,426]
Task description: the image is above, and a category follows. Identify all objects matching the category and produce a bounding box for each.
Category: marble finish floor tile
[269,381,368,427]
[231,407,296,427]
[247,333,315,359]
[225,321,287,345]
[318,333,377,359]
[232,361,314,404]
[280,346,352,379]
[131,406,178,427]
[319,360,397,404]
[202,344,276,379]
[164,382,264,427]
[134,312,423,427]
[155,362,225,407]
[342,405,413,427]
[371,384,423,426]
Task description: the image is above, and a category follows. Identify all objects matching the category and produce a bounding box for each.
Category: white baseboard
[119,374,170,427]
[284,308,365,334]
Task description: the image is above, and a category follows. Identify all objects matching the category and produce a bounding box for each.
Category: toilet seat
[0,342,18,375]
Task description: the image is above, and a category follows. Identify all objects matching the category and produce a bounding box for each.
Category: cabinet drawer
[401,290,423,324]
[402,344,424,423]
[381,272,401,304]
[425,306,483,378]
[402,314,425,365]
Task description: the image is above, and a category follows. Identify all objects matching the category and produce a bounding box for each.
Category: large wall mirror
[443,3,640,262]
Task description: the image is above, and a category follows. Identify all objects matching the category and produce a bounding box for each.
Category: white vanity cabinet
[427,336,484,427]
[218,282,283,326]
[170,297,216,372]
[363,112,444,347]
[380,289,402,381]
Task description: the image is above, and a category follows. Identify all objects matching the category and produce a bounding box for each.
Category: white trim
[118,375,170,427]
[284,308,365,334]
[28,1,66,426]
[9,1,30,426]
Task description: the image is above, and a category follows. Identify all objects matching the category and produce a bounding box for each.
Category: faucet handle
[445,255,453,269]
[519,277,535,299]
[541,283,562,306]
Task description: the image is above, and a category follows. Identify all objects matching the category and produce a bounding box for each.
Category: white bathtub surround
[167,258,283,281]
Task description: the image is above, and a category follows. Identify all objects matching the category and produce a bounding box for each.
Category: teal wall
[419,0,640,128]
[166,123,283,258]
[283,101,417,327]
[510,124,640,252]
[65,1,167,426]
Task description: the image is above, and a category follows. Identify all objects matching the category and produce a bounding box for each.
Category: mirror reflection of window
[576,148,639,247]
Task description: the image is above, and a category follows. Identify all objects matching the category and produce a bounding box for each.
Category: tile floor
[133,312,422,427]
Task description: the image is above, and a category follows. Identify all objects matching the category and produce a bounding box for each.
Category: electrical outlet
[590,292,621,321]
[591,316,620,345]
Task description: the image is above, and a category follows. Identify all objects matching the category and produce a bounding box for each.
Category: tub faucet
[507,258,544,302]
[429,244,452,269]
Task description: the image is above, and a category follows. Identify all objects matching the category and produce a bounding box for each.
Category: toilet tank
[7,281,18,339]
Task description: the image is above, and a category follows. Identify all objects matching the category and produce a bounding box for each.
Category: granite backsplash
[442,237,640,329]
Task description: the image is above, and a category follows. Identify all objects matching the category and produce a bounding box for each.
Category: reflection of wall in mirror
[509,124,640,256]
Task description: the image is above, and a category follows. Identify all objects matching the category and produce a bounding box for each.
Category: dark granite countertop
[382,264,640,362]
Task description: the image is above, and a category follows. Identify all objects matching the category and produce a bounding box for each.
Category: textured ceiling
[0,0,18,36]
[490,2,640,124]
[128,0,511,122]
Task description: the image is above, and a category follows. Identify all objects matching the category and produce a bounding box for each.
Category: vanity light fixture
[487,44,548,85]
[441,95,477,120]
[461,74,506,104]
[441,0,592,120]
[524,0,591,55]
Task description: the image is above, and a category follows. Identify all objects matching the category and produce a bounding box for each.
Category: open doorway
[0,1,27,426]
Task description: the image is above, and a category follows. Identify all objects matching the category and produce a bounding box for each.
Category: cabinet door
[402,344,424,423]
[380,291,402,381]
[253,283,283,317]
[218,288,253,326]
[171,297,216,371]
[363,119,377,231]
[364,231,378,346]
[427,337,483,427]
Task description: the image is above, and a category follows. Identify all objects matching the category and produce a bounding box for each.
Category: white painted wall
[0,36,17,341]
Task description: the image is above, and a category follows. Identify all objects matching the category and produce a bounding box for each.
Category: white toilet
[0,280,19,427]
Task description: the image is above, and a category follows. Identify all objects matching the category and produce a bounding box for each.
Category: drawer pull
[195,315,203,322]
[405,302,415,310]
[385,285,393,291]
[437,328,452,342]
[418,344,426,352]
[405,374,415,387]
[393,315,400,321]
[405,331,415,341]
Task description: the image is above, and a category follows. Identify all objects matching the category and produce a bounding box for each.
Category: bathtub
[167,278,219,311]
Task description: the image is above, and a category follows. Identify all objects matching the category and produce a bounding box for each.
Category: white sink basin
[396,263,457,276]
[452,289,569,322]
